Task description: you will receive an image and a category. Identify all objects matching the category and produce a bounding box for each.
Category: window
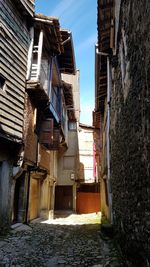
[63,156,75,170]
[0,75,6,91]
[68,122,77,131]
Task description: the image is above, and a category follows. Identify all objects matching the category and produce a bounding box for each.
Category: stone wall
[0,161,12,233]
[24,93,37,164]
[0,139,22,232]
[111,0,150,265]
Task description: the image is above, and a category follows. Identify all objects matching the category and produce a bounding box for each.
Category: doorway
[13,173,26,223]
[55,186,73,211]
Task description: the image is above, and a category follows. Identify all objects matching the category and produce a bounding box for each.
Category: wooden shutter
[39,118,53,146]
[39,118,60,150]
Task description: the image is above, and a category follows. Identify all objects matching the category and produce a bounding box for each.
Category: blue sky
[35,0,97,125]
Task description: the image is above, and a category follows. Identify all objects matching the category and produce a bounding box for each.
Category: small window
[68,122,77,131]
[0,75,6,91]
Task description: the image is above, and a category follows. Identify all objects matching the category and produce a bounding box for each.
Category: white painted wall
[78,126,95,183]
[61,71,80,122]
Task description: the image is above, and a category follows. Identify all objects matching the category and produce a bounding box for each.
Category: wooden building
[24,14,63,221]
[0,0,34,230]
[25,17,79,221]
[0,2,79,227]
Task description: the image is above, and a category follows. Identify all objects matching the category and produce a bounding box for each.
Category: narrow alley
[0,213,124,267]
[0,0,150,266]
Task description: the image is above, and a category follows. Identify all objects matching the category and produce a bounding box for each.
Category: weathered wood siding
[0,0,32,140]
[19,0,34,17]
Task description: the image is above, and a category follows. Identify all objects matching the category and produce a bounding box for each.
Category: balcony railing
[30,58,49,91]
[40,60,49,95]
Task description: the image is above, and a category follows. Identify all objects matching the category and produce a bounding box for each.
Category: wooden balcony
[26,15,63,106]
[26,57,50,105]
[39,118,60,150]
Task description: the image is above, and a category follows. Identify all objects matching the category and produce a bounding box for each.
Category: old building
[76,123,100,214]
[0,0,79,229]
[24,14,64,222]
[25,18,79,221]
[96,0,150,265]
[0,0,34,231]
[55,32,80,212]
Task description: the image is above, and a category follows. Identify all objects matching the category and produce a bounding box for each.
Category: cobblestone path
[0,214,124,267]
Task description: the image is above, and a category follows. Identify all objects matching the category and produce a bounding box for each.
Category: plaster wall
[78,127,95,183]
[57,130,78,185]
[24,94,37,164]
[61,71,80,122]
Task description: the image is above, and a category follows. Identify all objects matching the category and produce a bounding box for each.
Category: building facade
[96,0,150,265]
[55,37,80,212]
[0,2,79,230]
[24,14,64,222]
[76,123,100,214]
[0,0,34,231]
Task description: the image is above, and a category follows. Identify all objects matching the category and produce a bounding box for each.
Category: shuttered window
[39,118,60,150]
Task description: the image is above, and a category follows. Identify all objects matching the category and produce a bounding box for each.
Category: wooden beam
[26,27,34,79]
[37,30,43,79]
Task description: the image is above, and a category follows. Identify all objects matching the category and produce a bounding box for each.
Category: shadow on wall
[78,162,85,181]
[0,124,22,162]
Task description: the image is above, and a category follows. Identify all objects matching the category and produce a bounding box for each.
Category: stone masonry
[111,0,150,266]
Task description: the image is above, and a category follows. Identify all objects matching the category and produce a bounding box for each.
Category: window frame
[68,121,77,131]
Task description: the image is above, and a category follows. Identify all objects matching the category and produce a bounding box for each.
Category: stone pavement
[0,213,125,267]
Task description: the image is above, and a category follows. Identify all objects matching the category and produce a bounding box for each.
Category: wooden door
[76,192,101,214]
[55,186,73,210]
[13,173,26,223]
[29,179,40,220]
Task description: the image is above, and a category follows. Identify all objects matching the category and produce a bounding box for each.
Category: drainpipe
[96,48,113,224]
[93,142,97,183]
[106,56,113,224]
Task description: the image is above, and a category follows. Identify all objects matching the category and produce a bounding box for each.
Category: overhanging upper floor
[58,29,76,75]
[95,0,114,113]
